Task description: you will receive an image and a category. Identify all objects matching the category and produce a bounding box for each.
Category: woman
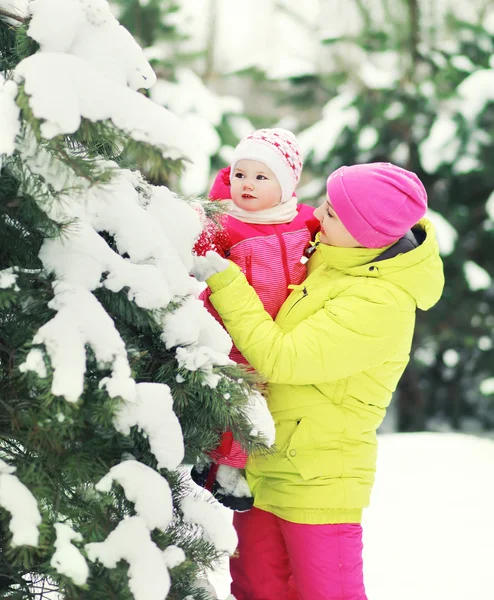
[193,162,444,600]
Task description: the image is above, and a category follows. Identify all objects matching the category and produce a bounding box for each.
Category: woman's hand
[191,251,230,282]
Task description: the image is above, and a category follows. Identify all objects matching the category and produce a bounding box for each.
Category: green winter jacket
[207,219,444,524]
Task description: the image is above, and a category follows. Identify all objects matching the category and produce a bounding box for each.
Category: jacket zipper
[275,229,291,287]
[287,286,308,315]
[245,254,252,282]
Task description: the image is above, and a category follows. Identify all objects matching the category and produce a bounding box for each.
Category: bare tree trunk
[408,0,420,69]
[398,363,426,431]
[404,0,421,170]
[203,0,217,83]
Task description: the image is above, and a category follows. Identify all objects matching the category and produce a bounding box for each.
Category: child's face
[231,159,282,212]
[314,195,362,248]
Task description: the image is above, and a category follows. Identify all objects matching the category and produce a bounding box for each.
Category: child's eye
[256,175,267,180]
[234,172,244,179]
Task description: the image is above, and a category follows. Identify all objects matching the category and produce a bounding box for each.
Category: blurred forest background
[113,0,494,435]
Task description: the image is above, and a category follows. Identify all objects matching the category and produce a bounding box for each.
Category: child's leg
[280,520,367,600]
[230,508,299,600]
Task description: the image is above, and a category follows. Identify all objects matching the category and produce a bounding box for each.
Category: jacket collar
[313,233,389,271]
[312,228,421,272]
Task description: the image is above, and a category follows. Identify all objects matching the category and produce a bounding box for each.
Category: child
[194,162,444,598]
[192,128,319,511]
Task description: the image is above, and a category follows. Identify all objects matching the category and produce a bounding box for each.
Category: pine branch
[0,9,25,24]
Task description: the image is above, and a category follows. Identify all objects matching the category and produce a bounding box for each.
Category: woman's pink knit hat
[326,162,428,249]
[230,128,303,203]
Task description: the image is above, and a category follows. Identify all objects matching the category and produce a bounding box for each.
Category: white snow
[384,102,404,120]
[22,281,135,403]
[96,460,173,531]
[0,268,18,290]
[0,459,42,547]
[162,296,232,355]
[299,92,359,162]
[463,260,492,291]
[175,345,234,388]
[363,433,494,600]
[50,523,89,586]
[144,186,203,273]
[216,465,251,498]
[29,0,157,90]
[162,545,186,569]
[243,390,275,446]
[212,433,494,600]
[442,348,460,367]
[0,77,20,155]
[150,67,241,195]
[480,378,494,395]
[18,347,47,378]
[86,516,171,600]
[181,496,237,554]
[357,126,378,151]
[450,54,476,72]
[426,209,458,257]
[419,115,460,173]
[414,344,436,367]
[0,0,28,22]
[17,156,231,402]
[358,51,401,89]
[15,53,190,158]
[477,336,492,351]
[113,383,184,471]
[484,189,494,220]
[456,69,494,122]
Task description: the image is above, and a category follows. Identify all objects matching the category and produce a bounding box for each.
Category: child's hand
[191,251,230,281]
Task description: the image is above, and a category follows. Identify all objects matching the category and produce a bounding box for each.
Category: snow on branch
[0,4,26,24]
[96,460,173,532]
[0,268,19,290]
[50,523,89,586]
[181,496,237,554]
[0,459,42,547]
[15,52,190,159]
[28,0,155,91]
[113,383,184,471]
[161,296,232,354]
[21,282,135,403]
[243,390,275,447]
[0,76,21,157]
[176,345,234,389]
[85,516,171,600]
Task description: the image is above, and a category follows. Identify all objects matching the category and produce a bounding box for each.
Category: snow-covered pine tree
[0,1,273,598]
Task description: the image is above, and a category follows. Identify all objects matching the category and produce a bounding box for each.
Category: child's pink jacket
[194,167,319,465]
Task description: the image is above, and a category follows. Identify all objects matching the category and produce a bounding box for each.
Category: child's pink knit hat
[230,128,303,203]
[326,162,428,248]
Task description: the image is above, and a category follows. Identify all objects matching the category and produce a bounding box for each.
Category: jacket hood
[318,219,444,311]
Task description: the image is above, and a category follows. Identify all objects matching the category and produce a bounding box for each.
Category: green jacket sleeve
[208,263,403,385]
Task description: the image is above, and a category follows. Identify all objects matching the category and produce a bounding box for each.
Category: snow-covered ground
[210,432,494,599]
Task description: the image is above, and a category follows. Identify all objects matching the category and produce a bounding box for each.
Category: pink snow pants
[230,507,367,600]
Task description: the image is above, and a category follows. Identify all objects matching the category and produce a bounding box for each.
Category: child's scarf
[219,196,299,225]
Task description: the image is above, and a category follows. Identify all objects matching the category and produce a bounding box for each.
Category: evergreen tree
[291,2,494,433]
[0,1,271,598]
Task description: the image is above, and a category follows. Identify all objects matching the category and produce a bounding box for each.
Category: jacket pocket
[286,418,343,481]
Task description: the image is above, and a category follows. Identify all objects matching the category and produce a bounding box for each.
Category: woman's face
[314,195,362,248]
